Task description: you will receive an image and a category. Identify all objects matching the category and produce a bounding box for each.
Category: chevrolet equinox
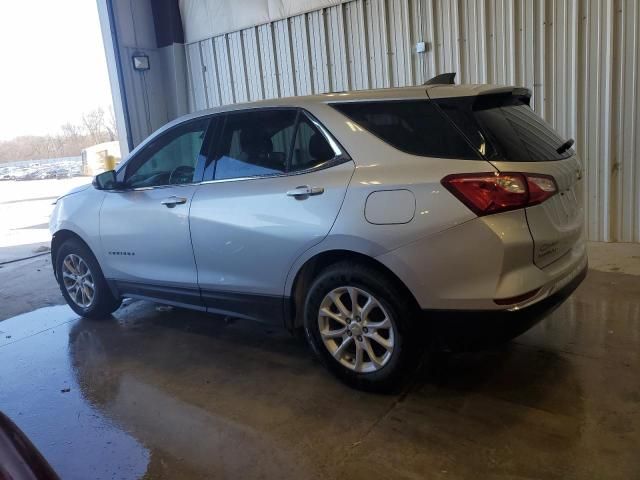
[50,79,587,390]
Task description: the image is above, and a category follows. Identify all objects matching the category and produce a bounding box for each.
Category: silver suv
[51,82,587,390]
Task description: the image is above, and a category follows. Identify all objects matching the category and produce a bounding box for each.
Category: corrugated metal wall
[184,0,640,242]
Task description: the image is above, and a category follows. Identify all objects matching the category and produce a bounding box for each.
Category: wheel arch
[51,229,94,280]
[286,249,420,329]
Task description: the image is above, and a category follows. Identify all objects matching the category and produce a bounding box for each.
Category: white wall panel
[184,0,640,242]
[186,43,203,112]
[326,5,350,91]
[307,10,331,93]
[213,36,235,105]
[228,32,249,103]
[200,39,222,108]
[344,1,370,90]
[291,15,315,95]
[273,19,297,97]
[257,25,280,99]
[617,0,640,242]
[242,28,265,102]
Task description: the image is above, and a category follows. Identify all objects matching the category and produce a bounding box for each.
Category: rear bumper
[425,263,587,351]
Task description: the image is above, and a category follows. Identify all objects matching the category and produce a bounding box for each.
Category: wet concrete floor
[0,268,639,479]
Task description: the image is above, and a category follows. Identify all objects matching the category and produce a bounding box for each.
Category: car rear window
[331,94,573,162]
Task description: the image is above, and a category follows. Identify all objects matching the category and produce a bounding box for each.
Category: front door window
[124,118,209,188]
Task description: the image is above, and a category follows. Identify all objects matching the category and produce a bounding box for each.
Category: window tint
[332,100,480,159]
[461,94,573,161]
[333,96,573,162]
[290,114,337,172]
[435,99,499,160]
[125,119,208,188]
[214,110,297,180]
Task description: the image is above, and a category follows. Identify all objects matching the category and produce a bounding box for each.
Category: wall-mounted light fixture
[132,54,150,71]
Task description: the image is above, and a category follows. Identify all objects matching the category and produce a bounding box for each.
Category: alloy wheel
[317,286,396,373]
[62,253,95,308]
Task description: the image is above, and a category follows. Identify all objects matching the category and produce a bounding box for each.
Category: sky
[0,0,113,140]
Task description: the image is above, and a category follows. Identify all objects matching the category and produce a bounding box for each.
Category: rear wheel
[304,262,418,391]
[55,238,121,319]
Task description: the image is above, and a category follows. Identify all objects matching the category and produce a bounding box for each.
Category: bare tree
[82,108,107,144]
[105,105,118,141]
[61,122,82,142]
[0,106,119,164]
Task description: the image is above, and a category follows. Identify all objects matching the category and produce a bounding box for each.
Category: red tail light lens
[441,172,557,216]
[526,175,558,205]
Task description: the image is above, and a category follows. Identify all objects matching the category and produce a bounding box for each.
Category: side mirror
[92,170,119,190]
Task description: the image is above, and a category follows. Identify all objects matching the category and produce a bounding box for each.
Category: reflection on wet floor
[0,269,639,479]
[0,305,149,479]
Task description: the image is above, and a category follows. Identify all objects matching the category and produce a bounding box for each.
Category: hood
[54,182,92,203]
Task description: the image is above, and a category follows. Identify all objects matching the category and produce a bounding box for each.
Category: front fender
[50,188,106,266]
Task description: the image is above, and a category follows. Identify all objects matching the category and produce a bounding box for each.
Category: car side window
[213,110,297,180]
[124,118,209,188]
[332,101,481,159]
[289,114,338,172]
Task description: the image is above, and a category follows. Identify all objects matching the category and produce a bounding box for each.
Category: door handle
[160,196,187,208]
[286,185,325,198]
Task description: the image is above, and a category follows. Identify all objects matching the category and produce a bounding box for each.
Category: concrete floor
[0,244,639,479]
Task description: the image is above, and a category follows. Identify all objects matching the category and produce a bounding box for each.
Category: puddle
[0,305,149,480]
[0,303,323,480]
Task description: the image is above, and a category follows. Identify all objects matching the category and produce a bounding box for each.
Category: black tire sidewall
[55,239,120,318]
[303,262,417,391]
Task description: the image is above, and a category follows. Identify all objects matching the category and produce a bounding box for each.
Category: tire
[303,261,419,392]
[55,238,121,319]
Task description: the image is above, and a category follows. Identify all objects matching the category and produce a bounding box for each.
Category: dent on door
[189,161,354,323]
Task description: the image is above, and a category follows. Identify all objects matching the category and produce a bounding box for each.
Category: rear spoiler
[423,73,531,106]
[510,87,532,105]
[423,72,456,85]
[474,87,532,106]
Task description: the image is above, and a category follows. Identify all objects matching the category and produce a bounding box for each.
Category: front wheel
[303,262,419,392]
[55,238,121,319]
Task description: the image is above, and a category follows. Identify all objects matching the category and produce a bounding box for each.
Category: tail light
[441,172,557,216]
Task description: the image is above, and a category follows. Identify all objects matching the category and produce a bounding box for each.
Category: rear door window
[213,109,297,180]
[289,114,339,172]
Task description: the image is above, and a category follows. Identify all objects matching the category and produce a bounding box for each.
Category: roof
[183,83,521,118]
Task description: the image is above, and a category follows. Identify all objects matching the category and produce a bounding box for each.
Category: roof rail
[423,72,456,85]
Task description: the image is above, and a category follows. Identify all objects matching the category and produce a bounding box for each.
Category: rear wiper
[556,138,575,154]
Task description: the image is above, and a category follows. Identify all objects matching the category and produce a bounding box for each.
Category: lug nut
[357,336,363,342]
[355,316,361,322]
[347,331,352,337]
[363,327,368,333]
[346,318,351,324]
